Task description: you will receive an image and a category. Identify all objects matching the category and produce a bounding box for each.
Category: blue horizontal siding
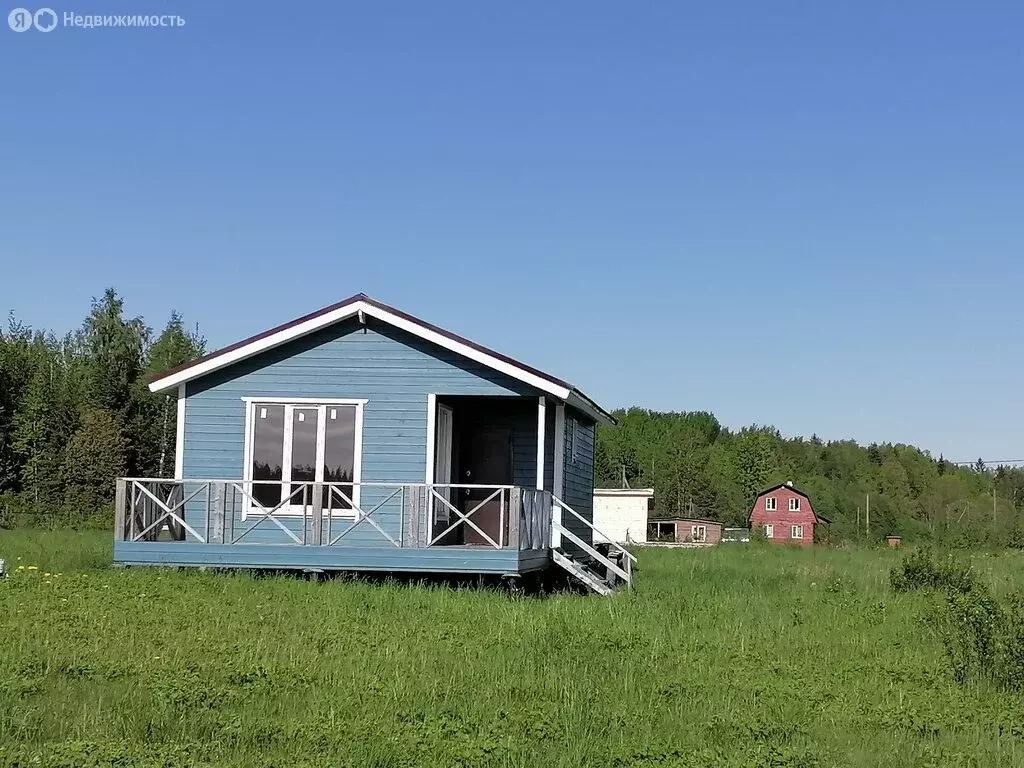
[181,317,547,548]
[561,408,596,552]
[114,542,550,574]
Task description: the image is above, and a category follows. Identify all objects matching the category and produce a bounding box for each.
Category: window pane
[289,408,319,506]
[323,406,356,510]
[252,404,285,508]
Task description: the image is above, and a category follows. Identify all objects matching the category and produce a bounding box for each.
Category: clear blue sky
[2,2,1022,462]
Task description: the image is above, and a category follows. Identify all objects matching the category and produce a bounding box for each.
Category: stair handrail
[550,495,638,565]
[552,520,631,584]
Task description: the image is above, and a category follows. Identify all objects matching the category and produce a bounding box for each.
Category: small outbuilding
[592,488,654,544]
[647,518,723,546]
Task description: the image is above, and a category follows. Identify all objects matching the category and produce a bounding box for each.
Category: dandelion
[16,565,24,571]
[27,566,38,571]
[44,572,51,577]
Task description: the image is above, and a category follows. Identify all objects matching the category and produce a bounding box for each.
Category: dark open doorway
[432,396,532,545]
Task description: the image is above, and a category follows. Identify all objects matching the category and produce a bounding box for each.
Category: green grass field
[2,531,1023,767]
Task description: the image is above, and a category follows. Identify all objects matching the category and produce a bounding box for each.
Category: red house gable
[748,482,827,546]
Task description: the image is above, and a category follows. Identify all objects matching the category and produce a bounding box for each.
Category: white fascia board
[149,303,363,393]
[359,304,570,400]
[150,300,574,402]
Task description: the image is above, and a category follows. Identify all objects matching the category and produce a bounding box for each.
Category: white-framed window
[765,496,777,511]
[691,524,707,543]
[791,525,803,539]
[242,398,365,518]
[650,521,677,542]
[764,524,774,539]
[789,497,800,511]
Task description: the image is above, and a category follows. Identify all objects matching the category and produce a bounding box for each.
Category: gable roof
[755,482,812,501]
[749,483,831,524]
[148,293,615,425]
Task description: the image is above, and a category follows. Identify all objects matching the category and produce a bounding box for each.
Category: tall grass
[1,532,1023,767]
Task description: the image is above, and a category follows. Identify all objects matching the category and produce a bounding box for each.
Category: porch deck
[114,478,555,576]
[112,541,553,574]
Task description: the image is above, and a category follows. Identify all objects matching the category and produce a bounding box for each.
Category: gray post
[210,482,226,544]
[403,486,417,548]
[310,483,323,545]
[114,479,127,542]
[508,487,523,550]
[405,485,429,548]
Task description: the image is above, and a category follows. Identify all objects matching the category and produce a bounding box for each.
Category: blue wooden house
[114,294,633,593]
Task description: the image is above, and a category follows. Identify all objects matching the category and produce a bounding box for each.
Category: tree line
[2,291,1021,546]
[0,289,204,525]
[595,409,1024,547]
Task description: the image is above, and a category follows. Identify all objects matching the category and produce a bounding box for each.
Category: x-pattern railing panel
[130,480,208,543]
[327,485,402,547]
[428,487,505,549]
[230,482,306,544]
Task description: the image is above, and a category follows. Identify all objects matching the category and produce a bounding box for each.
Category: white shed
[592,488,654,545]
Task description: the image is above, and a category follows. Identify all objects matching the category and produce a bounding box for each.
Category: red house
[748,482,829,546]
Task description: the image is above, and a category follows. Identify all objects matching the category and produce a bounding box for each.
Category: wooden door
[460,428,512,545]
[433,404,454,525]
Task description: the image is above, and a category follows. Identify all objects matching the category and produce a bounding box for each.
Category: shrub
[890,547,976,594]
[892,548,1024,691]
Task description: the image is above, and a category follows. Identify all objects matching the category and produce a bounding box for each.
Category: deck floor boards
[114,542,552,575]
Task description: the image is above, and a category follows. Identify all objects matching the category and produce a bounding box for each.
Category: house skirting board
[113,542,552,575]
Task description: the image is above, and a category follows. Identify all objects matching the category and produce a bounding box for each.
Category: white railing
[115,478,551,551]
[550,495,636,587]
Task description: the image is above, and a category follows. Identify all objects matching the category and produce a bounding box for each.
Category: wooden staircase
[549,496,636,595]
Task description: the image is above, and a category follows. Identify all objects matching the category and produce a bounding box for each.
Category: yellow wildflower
[27,565,38,571]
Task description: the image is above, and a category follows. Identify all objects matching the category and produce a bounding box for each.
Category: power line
[950,459,1024,466]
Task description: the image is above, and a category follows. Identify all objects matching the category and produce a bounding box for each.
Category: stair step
[553,551,614,595]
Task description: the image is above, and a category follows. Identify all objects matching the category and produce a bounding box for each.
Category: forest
[595,410,1024,546]
[0,290,204,526]
[1,289,1021,546]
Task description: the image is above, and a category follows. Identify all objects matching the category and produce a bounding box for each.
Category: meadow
[2,531,1024,768]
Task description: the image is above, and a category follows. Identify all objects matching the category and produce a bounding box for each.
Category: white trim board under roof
[148,293,615,426]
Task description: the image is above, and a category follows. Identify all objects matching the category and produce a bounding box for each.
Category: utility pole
[865,493,870,536]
